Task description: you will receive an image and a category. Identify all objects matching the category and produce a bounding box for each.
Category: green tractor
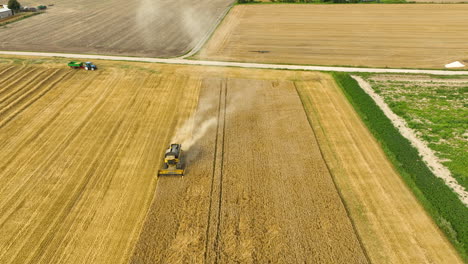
[67,61,98,71]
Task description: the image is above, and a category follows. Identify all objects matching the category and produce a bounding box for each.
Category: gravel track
[2,51,468,75]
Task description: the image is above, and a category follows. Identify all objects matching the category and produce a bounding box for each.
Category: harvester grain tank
[158,144,185,176]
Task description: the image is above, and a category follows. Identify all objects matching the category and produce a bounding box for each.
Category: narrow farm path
[1,51,468,75]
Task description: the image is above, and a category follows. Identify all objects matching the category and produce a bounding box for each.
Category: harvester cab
[158,144,185,176]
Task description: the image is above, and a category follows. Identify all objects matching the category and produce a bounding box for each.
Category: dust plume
[135,0,160,48]
[181,7,207,47]
[171,80,258,152]
[172,116,217,151]
[170,90,218,151]
[135,0,210,52]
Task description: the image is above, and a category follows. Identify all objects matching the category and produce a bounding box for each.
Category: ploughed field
[0,57,462,263]
[197,4,468,69]
[0,0,233,57]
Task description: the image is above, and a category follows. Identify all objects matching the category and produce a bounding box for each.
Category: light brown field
[197,4,468,69]
[0,57,462,263]
[0,0,233,57]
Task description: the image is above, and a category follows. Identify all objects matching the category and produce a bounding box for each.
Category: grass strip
[332,72,467,261]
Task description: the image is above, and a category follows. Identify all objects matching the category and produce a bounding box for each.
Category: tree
[7,0,21,14]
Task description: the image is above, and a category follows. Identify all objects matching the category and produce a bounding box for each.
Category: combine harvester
[158,144,185,176]
[68,61,98,70]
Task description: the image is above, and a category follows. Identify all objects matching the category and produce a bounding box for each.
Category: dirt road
[2,52,468,75]
[296,75,463,263]
[131,76,368,263]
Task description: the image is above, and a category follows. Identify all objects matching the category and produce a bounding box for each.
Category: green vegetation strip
[367,78,467,189]
[332,72,467,260]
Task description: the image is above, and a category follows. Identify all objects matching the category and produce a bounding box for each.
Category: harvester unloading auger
[158,144,184,176]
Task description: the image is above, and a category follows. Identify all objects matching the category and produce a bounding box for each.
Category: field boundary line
[2,51,468,75]
[177,2,235,59]
[293,82,372,264]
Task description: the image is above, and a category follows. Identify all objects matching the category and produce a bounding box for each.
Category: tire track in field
[0,68,45,102]
[0,66,17,79]
[0,67,40,96]
[203,79,227,263]
[203,80,223,261]
[214,80,228,263]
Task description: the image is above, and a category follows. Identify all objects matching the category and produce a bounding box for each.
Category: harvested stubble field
[0,58,202,263]
[0,0,233,57]
[0,57,462,263]
[197,4,468,69]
